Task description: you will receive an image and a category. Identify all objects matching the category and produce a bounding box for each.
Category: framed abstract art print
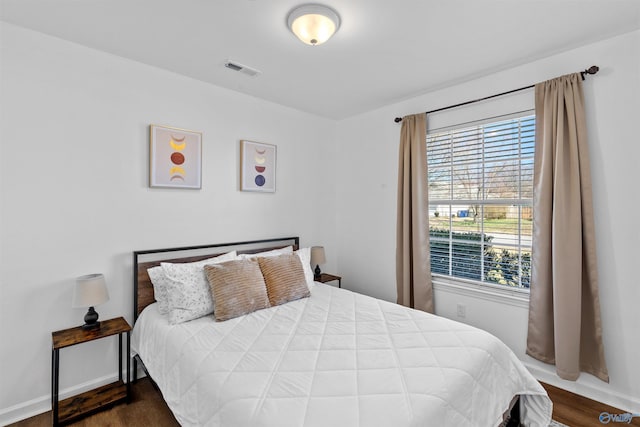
[149,124,202,189]
[240,140,276,193]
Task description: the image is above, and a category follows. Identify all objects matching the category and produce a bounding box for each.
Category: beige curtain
[396,113,434,313]
[526,73,608,382]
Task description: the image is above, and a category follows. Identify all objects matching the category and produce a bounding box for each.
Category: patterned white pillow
[147,266,173,315]
[161,251,238,324]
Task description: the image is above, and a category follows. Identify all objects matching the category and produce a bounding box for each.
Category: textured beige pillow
[204,259,270,322]
[258,253,310,307]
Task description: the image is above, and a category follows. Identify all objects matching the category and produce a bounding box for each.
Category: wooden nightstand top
[52,317,131,350]
[317,273,341,283]
[316,273,342,288]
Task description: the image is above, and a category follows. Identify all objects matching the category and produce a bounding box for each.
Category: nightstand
[316,273,342,288]
[51,317,131,426]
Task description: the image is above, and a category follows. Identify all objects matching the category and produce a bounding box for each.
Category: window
[427,113,534,288]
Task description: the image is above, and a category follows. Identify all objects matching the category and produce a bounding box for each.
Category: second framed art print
[240,140,276,193]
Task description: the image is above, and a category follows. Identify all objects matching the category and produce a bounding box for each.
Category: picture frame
[240,140,276,193]
[149,124,202,189]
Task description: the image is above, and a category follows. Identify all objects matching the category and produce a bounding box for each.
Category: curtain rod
[393,65,599,123]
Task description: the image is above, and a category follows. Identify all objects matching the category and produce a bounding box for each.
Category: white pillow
[295,247,314,289]
[161,250,238,324]
[147,266,173,315]
[238,245,293,259]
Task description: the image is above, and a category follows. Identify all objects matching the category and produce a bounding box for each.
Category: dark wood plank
[58,381,127,424]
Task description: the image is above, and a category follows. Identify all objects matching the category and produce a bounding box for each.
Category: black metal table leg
[52,348,59,426]
[118,333,123,382]
[126,331,131,402]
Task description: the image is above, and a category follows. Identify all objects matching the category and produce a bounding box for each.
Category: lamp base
[314,265,322,280]
[82,306,101,330]
[81,321,101,331]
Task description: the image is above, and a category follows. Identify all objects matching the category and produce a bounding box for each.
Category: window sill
[432,274,530,308]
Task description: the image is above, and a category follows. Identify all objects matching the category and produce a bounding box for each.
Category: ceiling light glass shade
[287,4,340,46]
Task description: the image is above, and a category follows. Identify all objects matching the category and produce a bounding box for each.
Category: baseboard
[0,368,146,426]
[524,361,640,414]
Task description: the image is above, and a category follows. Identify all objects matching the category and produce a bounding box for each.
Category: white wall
[0,23,337,423]
[335,30,640,413]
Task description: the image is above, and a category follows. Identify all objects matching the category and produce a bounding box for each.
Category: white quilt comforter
[132,283,551,427]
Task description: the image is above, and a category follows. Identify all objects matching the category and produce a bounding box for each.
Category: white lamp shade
[310,246,326,266]
[72,274,109,308]
[287,4,340,46]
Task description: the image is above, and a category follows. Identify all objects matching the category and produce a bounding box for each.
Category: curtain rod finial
[394,117,403,123]
[581,65,599,80]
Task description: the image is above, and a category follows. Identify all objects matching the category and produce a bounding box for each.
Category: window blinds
[427,112,534,288]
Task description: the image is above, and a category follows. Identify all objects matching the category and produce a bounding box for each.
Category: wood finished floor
[10,378,639,426]
[11,378,179,427]
[541,382,640,427]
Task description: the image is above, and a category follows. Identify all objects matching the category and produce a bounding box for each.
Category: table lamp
[73,273,109,330]
[310,246,326,280]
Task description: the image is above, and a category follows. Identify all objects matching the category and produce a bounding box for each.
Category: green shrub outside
[429,228,530,288]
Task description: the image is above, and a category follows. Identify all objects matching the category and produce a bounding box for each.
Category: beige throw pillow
[258,253,310,307]
[204,259,270,322]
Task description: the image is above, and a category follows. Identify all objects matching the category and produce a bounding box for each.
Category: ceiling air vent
[224,61,261,77]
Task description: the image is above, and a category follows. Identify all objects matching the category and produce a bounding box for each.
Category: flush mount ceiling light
[287,4,341,46]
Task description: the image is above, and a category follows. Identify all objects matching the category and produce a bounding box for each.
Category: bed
[131,237,552,427]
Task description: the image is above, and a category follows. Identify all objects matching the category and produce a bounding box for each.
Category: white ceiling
[2,0,639,119]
